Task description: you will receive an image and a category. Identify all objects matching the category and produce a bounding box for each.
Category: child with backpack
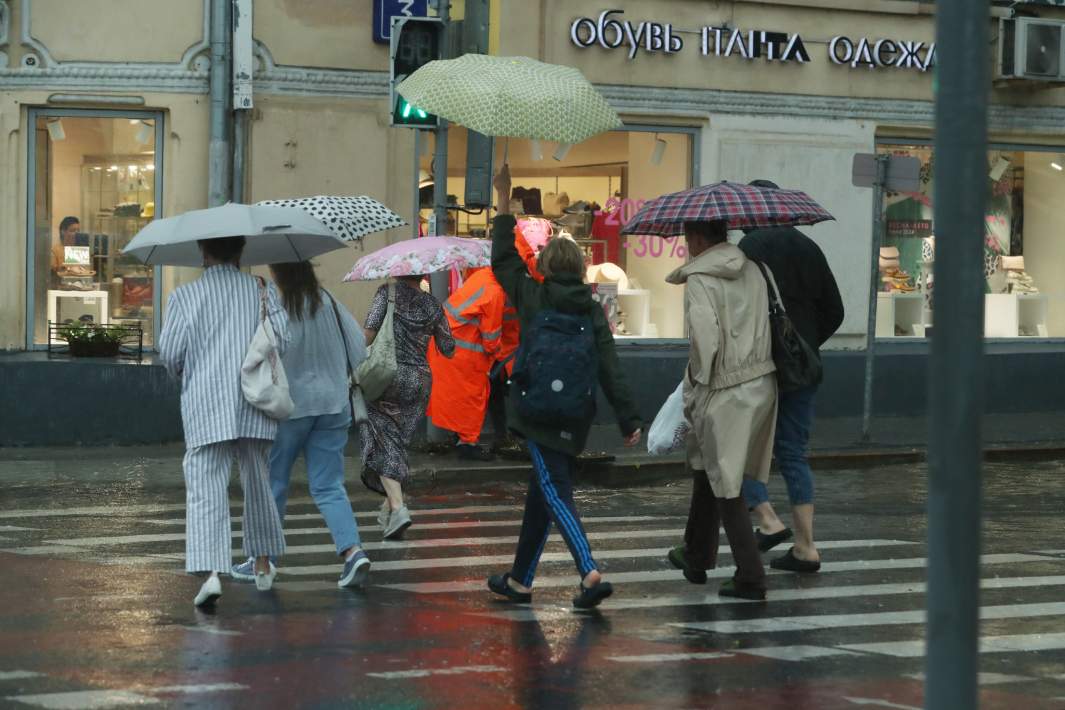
[486,213,643,609]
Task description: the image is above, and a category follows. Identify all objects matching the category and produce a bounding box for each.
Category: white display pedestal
[876,292,924,337]
[617,288,651,337]
[48,290,109,326]
[984,294,1019,338]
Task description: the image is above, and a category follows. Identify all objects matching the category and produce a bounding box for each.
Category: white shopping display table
[47,290,110,326]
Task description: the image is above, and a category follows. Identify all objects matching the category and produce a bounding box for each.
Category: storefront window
[428,127,694,339]
[29,112,161,347]
[876,141,1062,339]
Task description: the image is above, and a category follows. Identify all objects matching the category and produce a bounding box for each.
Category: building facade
[2,0,1065,445]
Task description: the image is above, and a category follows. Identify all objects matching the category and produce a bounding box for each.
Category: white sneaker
[194,574,222,607]
[376,499,390,528]
[383,505,412,540]
[255,563,277,591]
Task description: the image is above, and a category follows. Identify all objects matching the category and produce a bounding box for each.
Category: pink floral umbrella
[343,236,491,281]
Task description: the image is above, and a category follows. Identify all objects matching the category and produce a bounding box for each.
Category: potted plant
[57,323,124,357]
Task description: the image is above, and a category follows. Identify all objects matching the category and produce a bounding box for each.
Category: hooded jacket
[491,214,641,456]
[667,242,777,498]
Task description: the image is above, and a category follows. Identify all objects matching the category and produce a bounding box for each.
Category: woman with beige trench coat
[666,219,778,601]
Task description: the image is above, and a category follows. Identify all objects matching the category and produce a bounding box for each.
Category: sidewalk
[1,412,1063,491]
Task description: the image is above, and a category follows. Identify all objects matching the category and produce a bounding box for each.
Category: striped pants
[183,438,286,573]
[510,442,598,586]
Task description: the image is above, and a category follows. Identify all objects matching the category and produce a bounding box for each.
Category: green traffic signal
[393,97,436,127]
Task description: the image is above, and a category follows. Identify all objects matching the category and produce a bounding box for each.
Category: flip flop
[487,573,532,603]
[755,527,793,553]
[573,581,613,609]
[770,547,821,573]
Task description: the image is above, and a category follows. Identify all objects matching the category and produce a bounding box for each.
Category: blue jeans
[743,385,816,508]
[269,410,361,557]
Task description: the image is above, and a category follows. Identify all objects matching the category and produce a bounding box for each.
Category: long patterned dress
[360,281,454,494]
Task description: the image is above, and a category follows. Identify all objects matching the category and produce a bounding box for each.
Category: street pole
[861,155,888,442]
[207,0,231,207]
[925,2,988,708]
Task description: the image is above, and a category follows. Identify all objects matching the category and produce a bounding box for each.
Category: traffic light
[390,17,443,128]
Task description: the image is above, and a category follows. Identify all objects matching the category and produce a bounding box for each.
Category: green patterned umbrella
[396,54,622,144]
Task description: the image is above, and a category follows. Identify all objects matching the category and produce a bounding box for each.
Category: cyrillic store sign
[570,10,936,72]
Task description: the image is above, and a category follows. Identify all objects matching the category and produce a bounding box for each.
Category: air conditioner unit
[999,18,1065,81]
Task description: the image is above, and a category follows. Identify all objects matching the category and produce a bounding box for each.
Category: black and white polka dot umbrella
[256,195,407,242]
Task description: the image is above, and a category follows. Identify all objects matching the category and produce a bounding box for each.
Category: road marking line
[366,665,505,680]
[180,626,243,637]
[147,684,247,694]
[476,574,1065,621]
[839,631,1065,657]
[739,645,859,661]
[380,553,1050,594]
[673,601,1065,635]
[606,652,734,663]
[0,496,493,520]
[902,672,1034,686]
[843,698,920,710]
[1,546,86,556]
[39,527,689,548]
[5,689,161,708]
[0,671,43,681]
[0,526,34,532]
[137,505,526,525]
[275,540,912,575]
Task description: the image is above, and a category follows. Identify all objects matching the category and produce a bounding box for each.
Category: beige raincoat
[667,243,778,499]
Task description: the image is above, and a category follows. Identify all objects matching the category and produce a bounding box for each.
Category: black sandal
[770,548,821,573]
[487,573,532,603]
[755,528,793,553]
[573,581,613,609]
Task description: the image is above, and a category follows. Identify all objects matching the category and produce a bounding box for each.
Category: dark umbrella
[621,181,834,237]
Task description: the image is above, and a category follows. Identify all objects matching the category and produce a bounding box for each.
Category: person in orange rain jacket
[428,228,543,461]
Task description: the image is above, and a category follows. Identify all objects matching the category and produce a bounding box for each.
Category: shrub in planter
[58,323,124,357]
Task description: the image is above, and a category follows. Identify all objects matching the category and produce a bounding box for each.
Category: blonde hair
[537,237,585,280]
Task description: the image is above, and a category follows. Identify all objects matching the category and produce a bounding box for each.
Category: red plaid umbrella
[621,181,834,237]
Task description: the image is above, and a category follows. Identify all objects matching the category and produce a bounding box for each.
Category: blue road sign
[373,0,429,44]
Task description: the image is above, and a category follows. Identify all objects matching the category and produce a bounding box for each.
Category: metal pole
[426,0,451,444]
[413,129,423,238]
[925,2,988,708]
[861,155,888,442]
[232,110,248,203]
[207,0,231,207]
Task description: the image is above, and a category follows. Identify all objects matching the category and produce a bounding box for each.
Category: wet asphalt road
[1,453,1064,709]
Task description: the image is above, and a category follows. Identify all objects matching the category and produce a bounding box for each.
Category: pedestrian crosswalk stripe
[272,540,913,575]
[673,601,1065,635]
[137,504,528,526]
[838,631,1065,657]
[476,574,1065,622]
[0,671,42,681]
[606,652,734,663]
[5,690,162,708]
[366,665,505,680]
[150,684,248,694]
[843,697,920,709]
[902,672,1035,686]
[738,646,859,662]
[39,521,685,548]
[378,553,1050,594]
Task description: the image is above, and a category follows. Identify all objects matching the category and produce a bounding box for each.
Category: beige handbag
[241,277,294,420]
[354,284,398,403]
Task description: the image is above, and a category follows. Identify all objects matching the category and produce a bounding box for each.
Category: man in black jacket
[737,179,845,573]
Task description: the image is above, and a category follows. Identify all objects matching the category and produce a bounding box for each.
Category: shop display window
[29,113,161,347]
[425,127,695,339]
[876,142,1065,339]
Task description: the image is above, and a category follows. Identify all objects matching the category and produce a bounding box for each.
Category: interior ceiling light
[651,133,667,166]
[1052,161,1063,172]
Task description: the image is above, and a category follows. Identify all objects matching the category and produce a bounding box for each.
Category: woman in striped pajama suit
[158,236,290,608]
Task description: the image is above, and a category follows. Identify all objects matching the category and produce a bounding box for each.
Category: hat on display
[140,202,155,218]
[419,170,434,189]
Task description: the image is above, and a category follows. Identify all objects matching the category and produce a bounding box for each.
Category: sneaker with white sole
[255,564,277,591]
[338,549,371,588]
[382,505,412,540]
[376,499,390,528]
[231,556,276,582]
[194,574,222,607]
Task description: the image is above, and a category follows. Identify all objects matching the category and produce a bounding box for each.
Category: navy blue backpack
[510,310,598,427]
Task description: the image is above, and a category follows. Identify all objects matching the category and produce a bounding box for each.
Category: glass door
[27,109,164,348]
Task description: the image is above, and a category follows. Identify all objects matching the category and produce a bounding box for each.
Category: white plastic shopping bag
[647,380,688,455]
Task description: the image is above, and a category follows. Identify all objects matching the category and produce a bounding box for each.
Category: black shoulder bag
[753,261,823,393]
